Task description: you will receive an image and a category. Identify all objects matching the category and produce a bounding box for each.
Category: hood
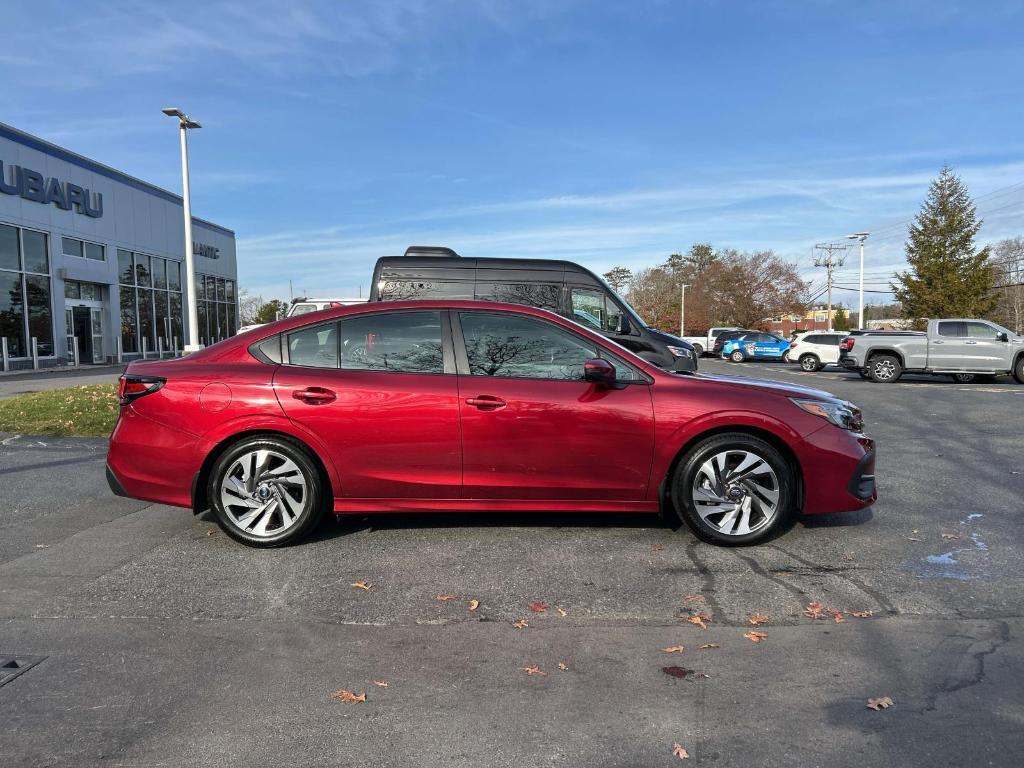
[647,327,695,350]
[693,371,839,401]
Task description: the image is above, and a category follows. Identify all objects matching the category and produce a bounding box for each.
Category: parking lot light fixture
[847,233,869,329]
[163,107,203,352]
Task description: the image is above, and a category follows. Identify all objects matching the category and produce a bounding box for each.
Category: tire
[857,371,870,380]
[1013,356,1024,385]
[782,351,790,363]
[951,373,976,384]
[207,435,326,547]
[799,354,821,372]
[868,354,902,383]
[692,343,704,356]
[670,432,796,546]
[729,350,745,363]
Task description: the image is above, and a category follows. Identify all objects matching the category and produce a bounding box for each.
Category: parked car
[106,300,875,548]
[788,332,848,371]
[237,297,368,335]
[721,332,791,362]
[839,319,1024,383]
[711,329,757,357]
[368,246,697,372]
[681,326,740,356]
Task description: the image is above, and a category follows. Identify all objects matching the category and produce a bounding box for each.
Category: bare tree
[993,237,1024,334]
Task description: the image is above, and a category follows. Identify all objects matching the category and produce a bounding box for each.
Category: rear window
[378,280,473,301]
[937,321,965,337]
[475,282,560,312]
[803,335,822,344]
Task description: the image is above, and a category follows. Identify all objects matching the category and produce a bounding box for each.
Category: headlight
[790,398,864,431]
[667,345,693,359]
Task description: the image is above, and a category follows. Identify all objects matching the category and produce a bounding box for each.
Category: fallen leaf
[866,696,894,710]
[803,601,824,619]
[662,665,694,679]
[684,595,706,603]
[850,610,874,618]
[435,594,456,602]
[351,581,371,590]
[743,631,768,643]
[512,619,529,629]
[842,552,855,561]
[907,537,923,542]
[558,662,568,671]
[528,601,549,613]
[556,607,568,617]
[700,644,720,649]
[687,613,710,630]
[748,613,770,626]
[912,529,920,534]
[332,689,366,704]
[34,544,49,548]
[662,645,685,653]
[672,743,690,760]
[468,599,480,611]
[652,544,664,551]
[941,532,960,540]
[828,609,846,624]
[522,665,546,676]
[372,680,388,687]
[205,531,214,537]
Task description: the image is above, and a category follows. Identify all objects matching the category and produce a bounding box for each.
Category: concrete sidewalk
[0,364,124,399]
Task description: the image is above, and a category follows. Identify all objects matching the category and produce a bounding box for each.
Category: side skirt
[333,498,660,514]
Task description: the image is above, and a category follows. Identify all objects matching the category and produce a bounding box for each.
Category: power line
[813,242,850,330]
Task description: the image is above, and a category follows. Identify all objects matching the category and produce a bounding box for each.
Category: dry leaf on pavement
[828,609,846,624]
[522,665,546,676]
[662,645,685,653]
[687,613,710,629]
[332,690,366,704]
[743,631,768,643]
[850,610,874,618]
[351,581,371,590]
[468,599,480,611]
[941,532,960,540]
[435,594,456,602]
[866,696,894,710]
[528,601,549,613]
[700,644,720,649]
[672,742,690,759]
[748,613,769,626]
[558,662,568,671]
[556,607,568,617]
[684,595,706,603]
[372,680,388,687]
[512,619,529,629]
[803,601,824,619]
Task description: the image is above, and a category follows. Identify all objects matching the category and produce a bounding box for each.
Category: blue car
[721,332,791,362]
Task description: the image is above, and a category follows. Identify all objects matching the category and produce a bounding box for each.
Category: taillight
[840,338,855,352]
[119,375,165,405]
[790,342,798,349]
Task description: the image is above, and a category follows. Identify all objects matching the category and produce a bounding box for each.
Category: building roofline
[0,121,235,239]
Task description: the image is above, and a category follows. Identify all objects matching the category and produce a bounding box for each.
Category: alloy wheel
[800,355,819,372]
[219,449,310,537]
[690,449,780,537]
[873,359,896,380]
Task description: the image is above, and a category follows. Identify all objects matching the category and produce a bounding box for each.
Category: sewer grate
[0,655,47,688]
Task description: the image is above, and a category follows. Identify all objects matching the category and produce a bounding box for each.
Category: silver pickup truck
[839,318,1024,383]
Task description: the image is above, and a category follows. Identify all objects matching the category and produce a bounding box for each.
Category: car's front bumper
[796,427,877,514]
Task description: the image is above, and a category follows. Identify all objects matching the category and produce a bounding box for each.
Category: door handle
[933,340,944,344]
[964,341,978,345]
[465,395,506,410]
[292,387,336,405]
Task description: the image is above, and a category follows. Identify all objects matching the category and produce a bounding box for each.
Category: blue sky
[4,0,1024,305]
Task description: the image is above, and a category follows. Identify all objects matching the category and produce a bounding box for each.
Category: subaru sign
[1,159,103,218]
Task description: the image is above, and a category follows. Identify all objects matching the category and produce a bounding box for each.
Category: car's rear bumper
[796,427,876,514]
[839,355,863,370]
[106,408,202,509]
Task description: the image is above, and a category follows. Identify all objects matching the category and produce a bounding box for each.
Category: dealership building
[0,121,237,369]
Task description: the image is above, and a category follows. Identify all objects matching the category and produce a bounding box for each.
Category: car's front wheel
[799,354,821,372]
[951,373,976,384]
[1014,356,1024,384]
[729,350,745,363]
[208,436,325,547]
[671,433,796,546]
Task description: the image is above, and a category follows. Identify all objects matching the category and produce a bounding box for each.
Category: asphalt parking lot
[2,358,1023,767]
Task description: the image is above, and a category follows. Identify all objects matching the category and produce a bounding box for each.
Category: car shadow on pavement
[800,507,874,528]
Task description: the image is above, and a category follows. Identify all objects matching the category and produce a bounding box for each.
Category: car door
[963,321,1005,368]
[930,321,972,369]
[454,310,655,501]
[273,310,462,499]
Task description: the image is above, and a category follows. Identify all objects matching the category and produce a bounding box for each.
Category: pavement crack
[923,620,1011,712]
[770,544,899,615]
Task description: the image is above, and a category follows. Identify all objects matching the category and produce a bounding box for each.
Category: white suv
[788,331,848,371]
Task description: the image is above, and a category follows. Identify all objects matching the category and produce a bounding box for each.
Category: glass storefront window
[169,292,183,347]
[26,275,53,356]
[120,286,138,354]
[65,281,81,299]
[0,271,26,357]
[85,242,104,261]
[62,237,83,258]
[0,224,19,271]
[23,230,49,274]
[118,250,134,284]
[197,300,208,344]
[154,290,169,349]
[137,288,154,352]
[168,260,181,291]
[136,254,151,287]
[153,257,167,289]
[216,278,226,301]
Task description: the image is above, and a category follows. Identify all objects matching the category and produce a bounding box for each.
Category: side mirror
[998,332,1009,342]
[615,315,631,335]
[584,357,617,386]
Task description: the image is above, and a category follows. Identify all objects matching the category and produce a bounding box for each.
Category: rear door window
[937,321,966,337]
[339,311,444,374]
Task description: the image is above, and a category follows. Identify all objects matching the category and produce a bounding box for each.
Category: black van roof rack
[404,246,460,258]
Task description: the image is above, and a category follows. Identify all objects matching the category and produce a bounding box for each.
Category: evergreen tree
[892,166,997,326]
[602,266,633,293]
[832,306,849,331]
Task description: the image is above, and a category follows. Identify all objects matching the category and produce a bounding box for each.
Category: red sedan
[106,301,875,547]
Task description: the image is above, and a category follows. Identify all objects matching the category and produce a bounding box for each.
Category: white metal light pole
[846,232,869,329]
[679,284,690,337]
[162,107,203,352]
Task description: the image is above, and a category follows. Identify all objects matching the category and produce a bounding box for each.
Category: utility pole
[814,243,850,331]
[846,232,869,329]
[679,284,690,337]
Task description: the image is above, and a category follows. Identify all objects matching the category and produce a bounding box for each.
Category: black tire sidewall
[208,436,324,547]
[671,433,795,546]
[1014,356,1024,385]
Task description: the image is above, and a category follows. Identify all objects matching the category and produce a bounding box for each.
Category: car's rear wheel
[1014,356,1024,384]
[208,436,325,547]
[799,354,821,372]
[951,373,976,383]
[857,371,870,379]
[868,354,902,383]
[729,350,745,363]
[671,433,796,546]
[692,343,704,356]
